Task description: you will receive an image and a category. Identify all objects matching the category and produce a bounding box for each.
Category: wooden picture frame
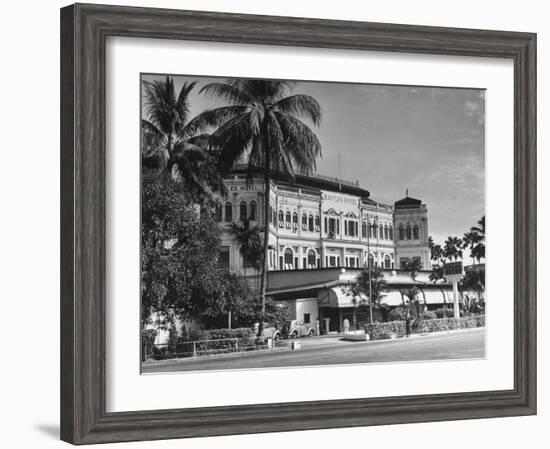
[60,3,536,444]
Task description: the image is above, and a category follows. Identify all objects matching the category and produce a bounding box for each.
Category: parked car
[282,320,316,338]
[253,322,282,341]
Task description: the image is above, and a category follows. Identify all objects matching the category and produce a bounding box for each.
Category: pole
[367,215,373,324]
[453,279,460,319]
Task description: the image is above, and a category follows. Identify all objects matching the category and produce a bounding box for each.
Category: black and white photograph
[140,74,486,374]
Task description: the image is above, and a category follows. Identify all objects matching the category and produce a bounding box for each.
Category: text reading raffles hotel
[217,164,430,274]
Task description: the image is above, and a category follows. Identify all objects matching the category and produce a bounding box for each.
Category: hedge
[365,315,485,340]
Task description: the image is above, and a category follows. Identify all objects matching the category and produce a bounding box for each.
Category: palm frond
[185,106,248,135]
[274,94,322,126]
[199,82,253,104]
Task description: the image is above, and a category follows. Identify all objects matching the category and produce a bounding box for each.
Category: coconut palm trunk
[258,157,270,336]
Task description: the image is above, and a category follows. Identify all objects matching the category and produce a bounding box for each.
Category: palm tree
[190,79,322,332]
[462,231,482,265]
[230,218,263,278]
[470,216,486,262]
[141,76,220,197]
[443,236,463,261]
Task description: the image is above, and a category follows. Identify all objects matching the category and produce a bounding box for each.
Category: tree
[470,215,486,263]
[190,79,322,334]
[141,170,225,330]
[462,231,482,265]
[230,218,263,277]
[141,76,223,199]
[443,236,463,261]
[355,266,389,322]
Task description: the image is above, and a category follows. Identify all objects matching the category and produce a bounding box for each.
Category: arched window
[406,224,412,239]
[285,211,291,222]
[389,225,393,240]
[308,215,314,232]
[362,221,367,238]
[398,224,405,240]
[214,203,222,222]
[379,224,383,239]
[384,255,391,269]
[224,202,232,222]
[284,248,294,269]
[292,212,298,223]
[307,250,316,268]
[372,223,377,238]
[413,224,419,240]
[384,225,389,240]
[249,201,257,220]
[302,213,308,230]
[278,210,284,227]
[315,215,320,231]
[239,201,247,221]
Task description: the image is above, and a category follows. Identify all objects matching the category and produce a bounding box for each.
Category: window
[400,257,409,269]
[250,201,257,220]
[278,210,284,227]
[328,217,337,236]
[284,248,294,269]
[389,225,393,240]
[398,224,404,240]
[307,249,316,268]
[329,256,337,267]
[218,246,230,268]
[285,211,291,223]
[379,224,383,239]
[367,254,374,268]
[315,215,320,231]
[224,202,232,222]
[292,212,298,230]
[239,201,247,221]
[303,313,311,324]
[384,225,389,240]
[406,224,412,240]
[384,255,391,269]
[302,213,308,230]
[308,215,314,232]
[413,224,419,239]
[372,223,377,238]
[243,252,257,268]
[214,203,222,222]
[362,221,367,238]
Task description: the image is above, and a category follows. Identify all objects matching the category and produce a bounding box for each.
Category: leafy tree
[190,79,322,333]
[141,170,225,329]
[355,266,389,322]
[141,76,223,199]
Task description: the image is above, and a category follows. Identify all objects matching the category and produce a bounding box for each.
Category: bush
[422,310,437,320]
[433,307,455,318]
[387,307,406,322]
[365,315,485,340]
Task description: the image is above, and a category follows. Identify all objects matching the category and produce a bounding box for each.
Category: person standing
[343,318,350,334]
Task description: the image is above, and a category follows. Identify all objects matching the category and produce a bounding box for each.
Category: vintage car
[282,320,316,338]
[253,322,282,341]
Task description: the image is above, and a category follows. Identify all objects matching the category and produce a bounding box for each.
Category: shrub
[141,329,157,360]
[423,310,437,320]
[387,307,406,322]
[365,315,485,340]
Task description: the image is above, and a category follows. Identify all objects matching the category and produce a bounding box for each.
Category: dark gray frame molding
[60,3,536,444]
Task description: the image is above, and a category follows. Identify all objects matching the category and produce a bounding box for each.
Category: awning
[380,289,453,307]
[320,287,368,308]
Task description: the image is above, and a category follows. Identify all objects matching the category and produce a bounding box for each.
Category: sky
[141,74,485,247]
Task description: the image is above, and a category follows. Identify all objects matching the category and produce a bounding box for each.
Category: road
[142,328,485,374]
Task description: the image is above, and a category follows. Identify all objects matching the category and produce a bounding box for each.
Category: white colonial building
[217,166,430,274]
